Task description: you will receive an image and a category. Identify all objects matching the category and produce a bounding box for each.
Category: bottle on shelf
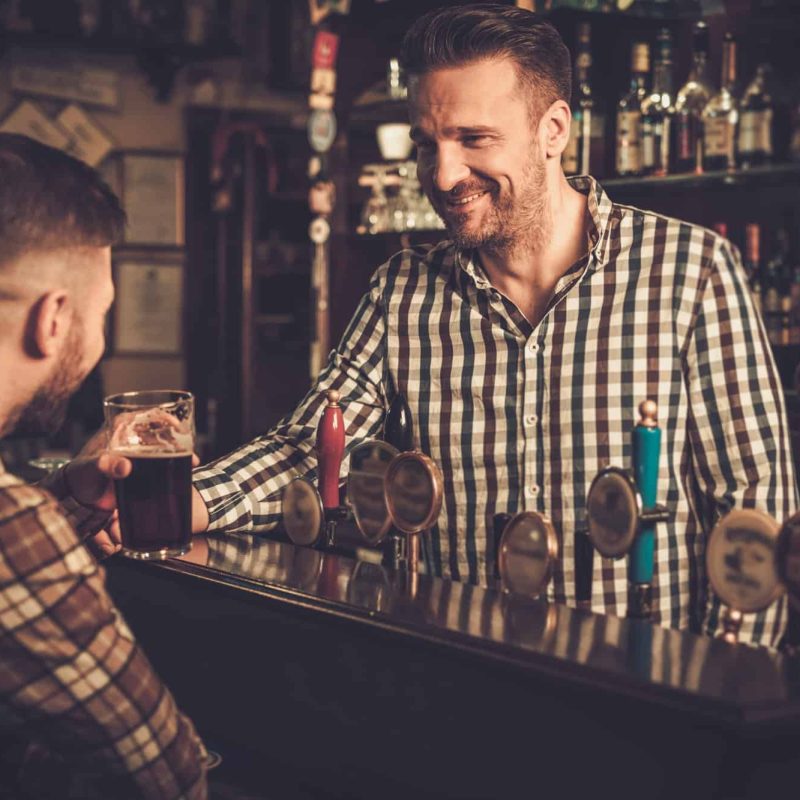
[672,21,712,174]
[744,223,763,315]
[641,28,675,177]
[738,64,774,169]
[563,21,596,177]
[789,262,800,345]
[791,99,800,162]
[616,42,649,177]
[762,229,790,345]
[702,33,738,172]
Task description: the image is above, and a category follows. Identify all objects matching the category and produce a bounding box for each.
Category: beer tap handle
[317,389,346,510]
[629,399,660,619]
[384,392,414,452]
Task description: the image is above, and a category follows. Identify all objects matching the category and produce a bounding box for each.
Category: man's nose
[432,145,470,193]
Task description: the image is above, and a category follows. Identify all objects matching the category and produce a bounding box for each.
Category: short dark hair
[0,133,125,268]
[399,3,571,114]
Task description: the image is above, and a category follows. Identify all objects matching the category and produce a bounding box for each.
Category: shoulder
[370,240,457,295]
[609,202,733,279]
[0,477,87,574]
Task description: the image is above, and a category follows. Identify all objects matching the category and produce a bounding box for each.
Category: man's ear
[25,291,72,359]
[541,99,571,159]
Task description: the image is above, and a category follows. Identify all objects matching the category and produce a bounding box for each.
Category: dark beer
[114,452,193,558]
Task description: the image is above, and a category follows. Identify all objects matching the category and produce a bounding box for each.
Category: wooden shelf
[602,163,800,192]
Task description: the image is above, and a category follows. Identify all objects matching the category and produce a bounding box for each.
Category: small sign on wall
[0,100,70,150]
[116,151,185,246]
[11,59,120,110]
[113,253,184,356]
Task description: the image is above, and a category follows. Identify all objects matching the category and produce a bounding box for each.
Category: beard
[429,144,550,256]
[4,319,88,437]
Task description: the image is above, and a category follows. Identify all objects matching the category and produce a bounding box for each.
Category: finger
[87,530,121,560]
[96,452,132,479]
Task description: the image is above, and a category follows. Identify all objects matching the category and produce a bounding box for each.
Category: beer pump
[282,390,349,547]
[705,507,800,646]
[492,511,559,600]
[585,400,671,620]
[705,508,784,643]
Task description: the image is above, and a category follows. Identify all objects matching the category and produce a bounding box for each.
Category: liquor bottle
[702,33,738,172]
[789,264,800,344]
[790,99,800,162]
[744,223,762,315]
[641,28,674,177]
[563,22,594,177]
[672,21,712,174]
[616,42,649,177]
[738,64,774,169]
[762,229,790,345]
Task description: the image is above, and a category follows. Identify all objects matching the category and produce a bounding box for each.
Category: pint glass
[104,390,195,559]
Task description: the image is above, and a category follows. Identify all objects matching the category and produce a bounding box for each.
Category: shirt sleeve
[0,484,207,799]
[193,267,388,533]
[685,235,798,648]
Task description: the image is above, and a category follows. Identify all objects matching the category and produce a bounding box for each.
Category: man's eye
[463,135,488,146]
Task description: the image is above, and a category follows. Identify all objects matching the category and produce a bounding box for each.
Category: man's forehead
[409,58,525,116]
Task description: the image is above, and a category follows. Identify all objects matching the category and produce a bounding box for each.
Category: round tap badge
[498,511,558,598]
[384,452,443,535]
[586,466,640,559]
[348,440,399,545]
[706,508,783,614]
[775,510,800,610]
[309,216,330,244]
[282,477,324,546]
[308,109,337,153]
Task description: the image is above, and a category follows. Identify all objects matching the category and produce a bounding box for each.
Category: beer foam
[109,408,193,454]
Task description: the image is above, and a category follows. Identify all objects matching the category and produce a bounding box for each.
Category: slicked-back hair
[399,3,571,116]
[0,133,125,269]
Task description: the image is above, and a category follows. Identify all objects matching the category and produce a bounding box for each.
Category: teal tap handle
[629,400,660,613]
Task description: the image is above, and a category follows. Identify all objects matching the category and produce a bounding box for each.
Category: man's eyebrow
[410,125,499,141]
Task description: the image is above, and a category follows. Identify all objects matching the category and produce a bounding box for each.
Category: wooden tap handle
[317,389,345,509]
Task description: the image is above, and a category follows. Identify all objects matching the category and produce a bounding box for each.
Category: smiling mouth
[445,190,489,209]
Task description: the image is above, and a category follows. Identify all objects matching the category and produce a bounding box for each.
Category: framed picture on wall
[116,151,185,246]
[112,251,184,356]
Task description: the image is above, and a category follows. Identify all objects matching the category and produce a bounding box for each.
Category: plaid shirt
[195,176,797,648]
[0,458,207,799]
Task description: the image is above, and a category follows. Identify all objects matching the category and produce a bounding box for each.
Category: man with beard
[191,5,796,647]
[0,134,208,798]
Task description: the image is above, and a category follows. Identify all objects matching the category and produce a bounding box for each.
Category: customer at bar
[192,4,796,648]
[0,134,207,799]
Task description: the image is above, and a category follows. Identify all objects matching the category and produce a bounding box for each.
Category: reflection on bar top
[171,532,800,723]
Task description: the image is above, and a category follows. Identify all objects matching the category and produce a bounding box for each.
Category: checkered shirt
[194,176,797,648]
[0,458,207,798]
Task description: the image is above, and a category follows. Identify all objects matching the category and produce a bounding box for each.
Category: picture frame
[116,151,185,246]
[112,251,184,356]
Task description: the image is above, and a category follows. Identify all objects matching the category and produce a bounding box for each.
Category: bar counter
[105,533,800,799]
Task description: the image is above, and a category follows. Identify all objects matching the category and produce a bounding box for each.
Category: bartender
[189,4,796,648]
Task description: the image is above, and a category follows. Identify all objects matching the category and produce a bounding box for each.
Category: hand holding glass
[104,390,195,559]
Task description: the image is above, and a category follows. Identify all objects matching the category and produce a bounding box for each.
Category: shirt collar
[451,175,616,288]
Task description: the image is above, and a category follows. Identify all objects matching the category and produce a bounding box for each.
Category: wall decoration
[11,59,120,110]
[56,103,114,167]
[113,253,184,355]
[0,100,70,150]
[117,151,185,246]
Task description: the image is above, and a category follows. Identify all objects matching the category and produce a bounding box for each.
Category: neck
[478,171,589,327]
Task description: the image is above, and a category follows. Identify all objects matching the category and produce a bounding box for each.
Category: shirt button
[526,484,540,498]
[528,341,539,354]
[524,414,538,426]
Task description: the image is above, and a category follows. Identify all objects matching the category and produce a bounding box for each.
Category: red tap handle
[316,389,345,509]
